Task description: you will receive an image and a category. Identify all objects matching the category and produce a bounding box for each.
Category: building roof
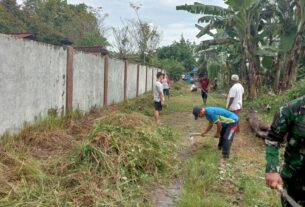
[8,33,35,39]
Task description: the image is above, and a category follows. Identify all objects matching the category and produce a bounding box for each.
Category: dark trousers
[218,123,238,158]
[201,90,208,104]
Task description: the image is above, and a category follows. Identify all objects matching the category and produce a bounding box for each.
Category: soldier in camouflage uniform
[265,96,305,206]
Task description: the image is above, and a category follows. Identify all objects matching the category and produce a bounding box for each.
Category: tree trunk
[241,52,247,83]
[246,111,270,138]
[273,57,281,93]
[285,22,305,89]
[243,38,258,100]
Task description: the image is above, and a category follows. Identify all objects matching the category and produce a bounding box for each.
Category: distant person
[226,74,244,134]
[190,82,197,92]
[265,96,305,207]
[192,106,239,165]
[162,74,170,100]
[199,74,210,105]
[153,72,164,124]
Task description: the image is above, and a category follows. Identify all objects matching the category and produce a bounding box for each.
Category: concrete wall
[127,64,138,99]
[73,52,104,111]
[138,65,146,95]
[0,34,66,134]
[107,58,125,104]
[0,34,164,135]
[146,67,153,92]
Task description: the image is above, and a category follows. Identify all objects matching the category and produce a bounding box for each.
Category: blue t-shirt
[205,107,238,126]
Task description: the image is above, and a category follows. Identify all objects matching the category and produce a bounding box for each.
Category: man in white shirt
[154,72,164,124]
[226,74,244,133]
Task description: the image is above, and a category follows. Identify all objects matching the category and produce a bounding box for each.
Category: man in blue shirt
[193,106,239,164]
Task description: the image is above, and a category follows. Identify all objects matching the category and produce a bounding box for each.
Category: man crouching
[192,106,239,165]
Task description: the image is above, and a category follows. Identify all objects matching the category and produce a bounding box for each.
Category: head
[157,72,164,80]
[193,106,205,120]
[231,74,239,84]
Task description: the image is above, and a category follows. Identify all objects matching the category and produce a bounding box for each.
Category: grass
[245,79,305,122]
[0,93,180,206]
[157,83,281,207]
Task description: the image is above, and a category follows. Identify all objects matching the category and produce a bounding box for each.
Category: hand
[201,132,207,137]
[265,173,282,189]
[161,101,164,106]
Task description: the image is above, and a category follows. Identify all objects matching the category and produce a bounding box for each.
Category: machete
[277,185,303,207]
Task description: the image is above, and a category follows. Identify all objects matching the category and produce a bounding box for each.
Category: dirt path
[152,112,207,207]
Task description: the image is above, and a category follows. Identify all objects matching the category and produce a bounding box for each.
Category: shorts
[154,101,162,111]
[163,89,170,96]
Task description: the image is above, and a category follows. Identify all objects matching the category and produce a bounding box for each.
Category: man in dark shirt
[199,74,210,105]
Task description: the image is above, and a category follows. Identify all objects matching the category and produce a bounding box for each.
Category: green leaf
[176,2,231,17]
[262,57,273,69]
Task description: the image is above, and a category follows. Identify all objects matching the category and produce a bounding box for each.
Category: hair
[157,72,163,79]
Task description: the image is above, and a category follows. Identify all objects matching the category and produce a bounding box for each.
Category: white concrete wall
[146,67,153,92]
[108,58,124,104]
[127,64,138,99]
[0,34,66,134]
[73,52,104,111]
[138,65,146,95]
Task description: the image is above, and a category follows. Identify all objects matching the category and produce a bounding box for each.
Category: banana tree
[277,0,305,89]
[177,0,269,99]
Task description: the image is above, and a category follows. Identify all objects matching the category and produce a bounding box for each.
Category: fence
[0,34,163,135]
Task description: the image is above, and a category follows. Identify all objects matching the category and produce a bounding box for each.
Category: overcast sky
[17,0,227,47]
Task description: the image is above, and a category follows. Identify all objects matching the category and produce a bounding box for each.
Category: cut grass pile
[0,104,179,206]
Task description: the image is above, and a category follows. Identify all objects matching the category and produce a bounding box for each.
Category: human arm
[227,97,234,110]
[265,105,291,188]
[157,83,164,104]
[214,121,222,138]
[201,121,213,136]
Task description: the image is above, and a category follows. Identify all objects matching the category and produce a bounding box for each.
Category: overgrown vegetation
[245,79,305,122]
[0,98,179,206]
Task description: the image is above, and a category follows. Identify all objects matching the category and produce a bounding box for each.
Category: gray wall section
[0,34,66,134]
[108,58,124,104]
[138,65,146,95]
[73,52,104,111]
[127,64,137,99]
[0,34,163,136]
[146,67,153,92]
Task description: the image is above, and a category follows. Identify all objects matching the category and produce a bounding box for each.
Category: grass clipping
[79,113,177,179]
[0,112,178,206]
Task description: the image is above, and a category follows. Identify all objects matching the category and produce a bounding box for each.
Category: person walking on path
[192,106,239,165]
[153,72,164,124]
[226,74,244,134]
[199,73,210,105]
[162,74,170,100]
[265,96,305,207]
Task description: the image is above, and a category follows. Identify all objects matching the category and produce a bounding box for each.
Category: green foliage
[154,36,196,77]
[245,79,305,121]
[0,0,108,46]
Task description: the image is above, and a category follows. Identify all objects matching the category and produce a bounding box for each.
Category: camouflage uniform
[265,96,305,207]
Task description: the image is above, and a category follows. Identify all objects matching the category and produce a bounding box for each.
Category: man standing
[265,96,305,206]
[226,74,244,133]
[199,73,210,105]
[193,106,239,164]
[162,74,170,100]
[153,72,164,124]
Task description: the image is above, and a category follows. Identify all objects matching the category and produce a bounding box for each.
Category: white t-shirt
[154,81,163,102]
[226,83,244,111]
[162,78,169,89]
